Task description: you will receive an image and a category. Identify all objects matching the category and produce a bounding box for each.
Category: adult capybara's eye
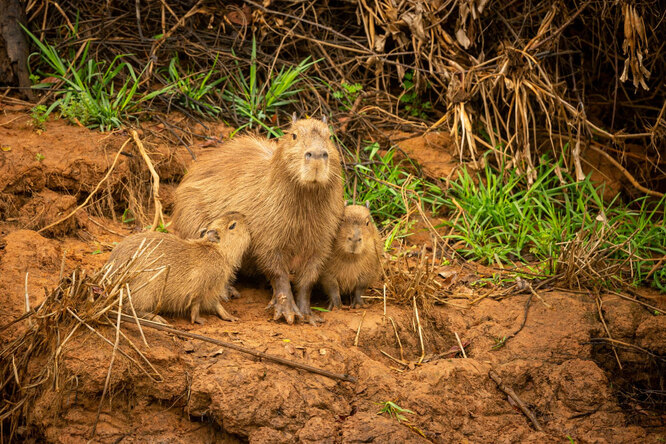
[229,222,237,230]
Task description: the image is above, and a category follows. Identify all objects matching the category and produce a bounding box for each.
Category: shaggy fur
[106,212,250,324]
[319,205,382,309]
[171,119,344,323]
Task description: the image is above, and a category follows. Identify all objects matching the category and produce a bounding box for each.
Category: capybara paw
[218,312,239,322]
[268,293,302,324]
[228,285,242,300]
[350,298,365,309]
[303,312,324,326]
[327,300,342,311]
[144,314,168,325]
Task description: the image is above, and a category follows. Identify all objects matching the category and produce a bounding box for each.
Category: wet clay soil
[1,110,665,443]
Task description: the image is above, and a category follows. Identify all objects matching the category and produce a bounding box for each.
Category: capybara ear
[205,229,220,243]
[292,112,297,124]
[322,115,327,124]
[365,200,370,209]
[199,228,207,238]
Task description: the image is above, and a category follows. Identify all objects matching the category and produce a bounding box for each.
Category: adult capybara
[105,212,250,324]
[319,204,382,309]
[172,118,344,324]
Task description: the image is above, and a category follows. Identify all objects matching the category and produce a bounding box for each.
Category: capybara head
[280,117,340,186]
[335,204,376,255]
[200,211,251,255]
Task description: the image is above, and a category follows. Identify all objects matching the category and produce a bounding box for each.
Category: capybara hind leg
[321,276,342,311]
[214,302,238,322]
[190,301,204,324]
[351,286,366,309]
[266,274,301,324]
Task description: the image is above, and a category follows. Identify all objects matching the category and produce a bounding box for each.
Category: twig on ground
[413,296,425,364]
[489,370,544,432]
[388,316,405,362]
[112,311,357,383]
[354,310,366,347]
[454,332,467,358]
[596,296,622,370]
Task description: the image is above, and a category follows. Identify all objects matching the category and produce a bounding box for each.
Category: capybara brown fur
[105,212,250,324]
[319,204,382,309]
[171,118,344,324]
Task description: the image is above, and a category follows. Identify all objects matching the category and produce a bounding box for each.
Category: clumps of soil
[18,189,78,235]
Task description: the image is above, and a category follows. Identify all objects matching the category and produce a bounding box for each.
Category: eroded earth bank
[1,111,664,443]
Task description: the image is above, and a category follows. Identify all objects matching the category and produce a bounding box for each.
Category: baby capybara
[105,212,250,324]
[171,118,344,324]
[319,204,382,309]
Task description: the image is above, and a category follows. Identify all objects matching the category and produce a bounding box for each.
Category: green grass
[222,37,316,137]
[23,25,148,131]
[376,400,415,423]
[441,154,666,289]
[162,55,224,117]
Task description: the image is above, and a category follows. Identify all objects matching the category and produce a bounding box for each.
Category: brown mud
[1,110,664,443]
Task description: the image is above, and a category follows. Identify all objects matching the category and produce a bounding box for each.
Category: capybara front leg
[296,283,323,325]
[266,273,301,324]
[190,301,204,324]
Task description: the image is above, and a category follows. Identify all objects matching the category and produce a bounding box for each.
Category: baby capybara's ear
[205,229,220,243]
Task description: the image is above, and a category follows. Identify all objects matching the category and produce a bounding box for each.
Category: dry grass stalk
[555,218,637,290]
[130,130,165,230]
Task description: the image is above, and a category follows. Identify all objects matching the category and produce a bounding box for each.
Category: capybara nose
[305,149,328,160]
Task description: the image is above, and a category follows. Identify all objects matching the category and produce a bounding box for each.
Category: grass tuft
[442,154,666,289]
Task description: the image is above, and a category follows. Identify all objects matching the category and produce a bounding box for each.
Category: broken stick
[112,311,357,383]
[489,369,544,432]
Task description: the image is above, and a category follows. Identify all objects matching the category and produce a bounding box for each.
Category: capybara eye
[229,222,236,230]
[322,152,329,160]
[292,133,297,140]
[199,228,207,238]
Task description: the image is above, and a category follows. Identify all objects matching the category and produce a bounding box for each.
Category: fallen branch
[112,311,357,383]
[489,370,544,432]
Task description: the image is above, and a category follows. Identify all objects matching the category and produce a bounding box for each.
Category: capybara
[105,212,250,324]
[319,204,382,309]
[171,118,344,324]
